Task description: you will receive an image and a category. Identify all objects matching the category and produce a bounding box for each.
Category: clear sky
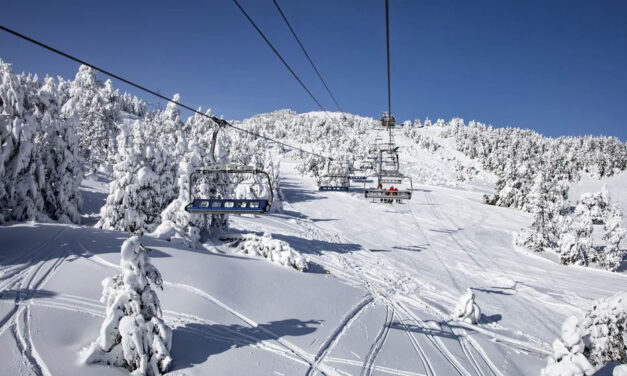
[1,0,626,139]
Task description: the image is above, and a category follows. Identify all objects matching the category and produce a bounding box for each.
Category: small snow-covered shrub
[453,288,481,324]
[542,316,595,376]
[82,236,172,375]
[582,292,627,366]
[221,233,308,271]
[544,292,627,375]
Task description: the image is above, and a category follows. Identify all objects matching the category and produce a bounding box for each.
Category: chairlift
[381,112,396,127]
[317,160,350,192]
[357,160,374,171]
[364,173,413,202]
[185,120,273,215]
[348,160,370,181]
[377,148,400,174]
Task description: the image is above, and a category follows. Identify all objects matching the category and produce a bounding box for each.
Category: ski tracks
[360,304,393,376]
[0,227,70,376]
[306,294,375,376]
[165,280,336,375]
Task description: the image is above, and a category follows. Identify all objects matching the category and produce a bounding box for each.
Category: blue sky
[1,0,626,139]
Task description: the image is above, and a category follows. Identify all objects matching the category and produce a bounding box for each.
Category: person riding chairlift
[391,186,400,203]
[387,185,397,204]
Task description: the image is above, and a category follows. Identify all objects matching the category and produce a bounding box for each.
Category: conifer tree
[559,202,594,266]
[600,205,626,271]
[97,121,168,233]
[83,236,172,375]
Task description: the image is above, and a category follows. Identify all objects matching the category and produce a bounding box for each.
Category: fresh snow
[1,130,625,374]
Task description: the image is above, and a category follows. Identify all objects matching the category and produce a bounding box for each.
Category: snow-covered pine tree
[152,94,184,205]
[61,65,120,167]
[545,177,570,247]
[600,205,626,272]
[517,172,550,252]
[580,191,608,225]
[517,171,570,253]
[37,76,83,223]
[581,291,627,367]
[0,64,46,222]
[82,236,172,375]
[559,201,594,266]
[0,60,82,224]
[97,120,169,233]
[119,92,147,117]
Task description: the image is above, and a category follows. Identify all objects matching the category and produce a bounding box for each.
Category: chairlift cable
[0,24,333,161]
[271,0,346,118]
[231,0,336,125]
[270,0,362,144]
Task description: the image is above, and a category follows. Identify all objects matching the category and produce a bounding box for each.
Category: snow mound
[221,232,308,271]
[453,288,481,324]
[542,316,595,376]
[81,236,172,375]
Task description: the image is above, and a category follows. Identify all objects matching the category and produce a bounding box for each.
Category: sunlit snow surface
[0,127,625,376]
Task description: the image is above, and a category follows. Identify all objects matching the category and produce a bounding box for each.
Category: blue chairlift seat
[319,186,349,192]
[185,198,269,214]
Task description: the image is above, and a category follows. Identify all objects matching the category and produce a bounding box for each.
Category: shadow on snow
[171,318,321,371]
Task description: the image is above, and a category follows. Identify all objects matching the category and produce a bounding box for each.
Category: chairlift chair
[318,160,350,192]
[381,112,396,127]
[364,173,413,202]
[377,148,400,174]
[348,160,370,181]
[185,120,273,215]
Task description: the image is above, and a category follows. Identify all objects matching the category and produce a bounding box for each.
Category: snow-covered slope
[1,125,625,375]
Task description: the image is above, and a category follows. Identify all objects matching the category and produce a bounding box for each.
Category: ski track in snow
[262,161,561,376]
[0,227,70,376]
[162,280,329,373]
[306,295,374,376]
[283,218,473,375]
[360,304,393,376]
[423,191,560,342]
